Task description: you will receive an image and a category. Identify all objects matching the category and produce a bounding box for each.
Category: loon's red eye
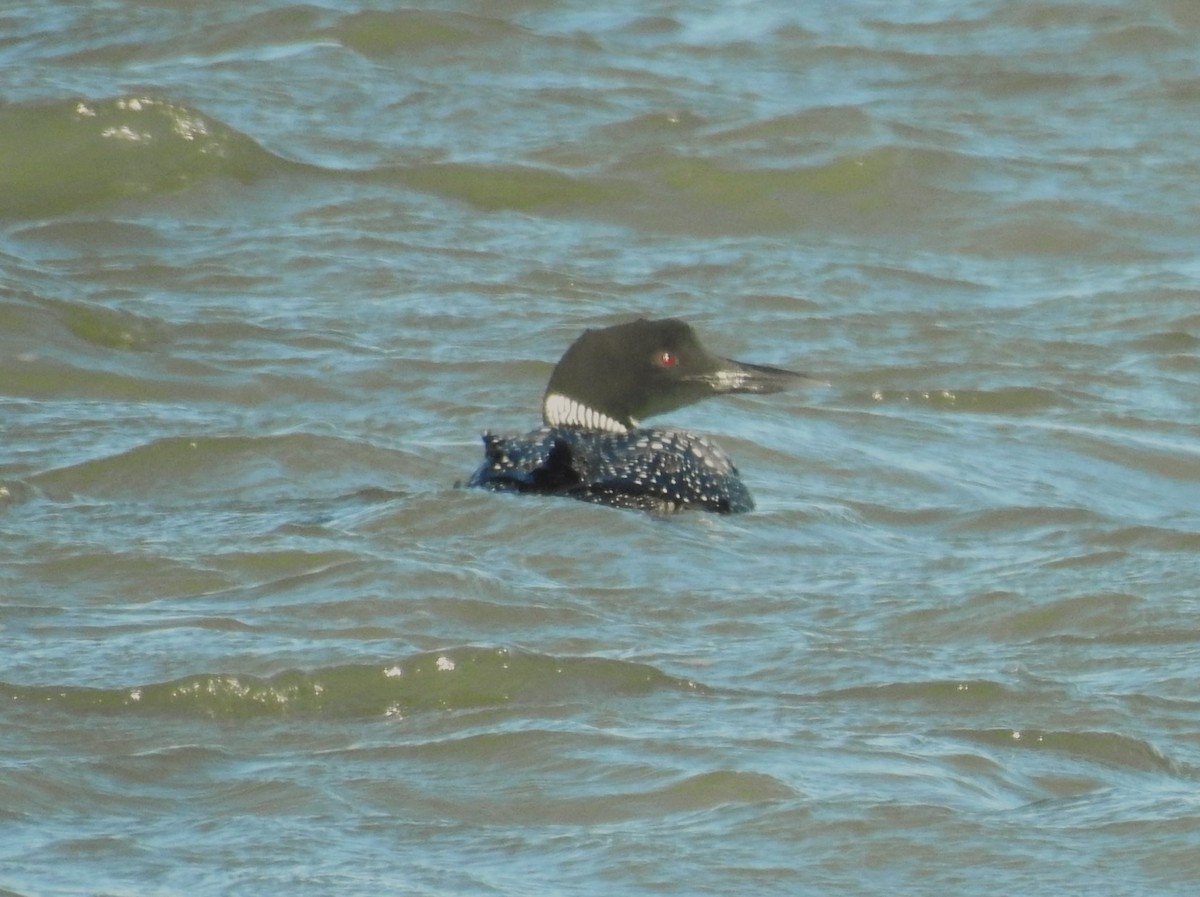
[658,350,678,367]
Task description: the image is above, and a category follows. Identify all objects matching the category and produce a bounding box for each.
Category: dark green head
[542,318,817,431]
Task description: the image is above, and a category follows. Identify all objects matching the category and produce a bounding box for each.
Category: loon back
[468,317,816,514]
[468,426,755,514]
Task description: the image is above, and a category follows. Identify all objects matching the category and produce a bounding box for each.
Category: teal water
[4,1,1200,894]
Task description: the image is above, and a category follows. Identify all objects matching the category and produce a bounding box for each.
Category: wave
[0,96,286,218]
[0,646,707,720]
[862,386,1069,414]
[329,9,549,56]
[0,91,955,233]
[819,678,1019,706]
[0,87,973,239]
[355,141,944,235]
[946,727,1186,777]
[373,161,631,214]
[25,432,386,502]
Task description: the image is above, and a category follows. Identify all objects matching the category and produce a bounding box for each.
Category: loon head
[541,317,817,432]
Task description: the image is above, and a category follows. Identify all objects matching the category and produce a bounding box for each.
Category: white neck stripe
[543,393,628,433]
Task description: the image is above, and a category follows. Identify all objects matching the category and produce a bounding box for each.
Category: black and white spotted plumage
[468,426,754,514]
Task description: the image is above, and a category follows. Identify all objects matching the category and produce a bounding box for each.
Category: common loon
[467,318,815,514]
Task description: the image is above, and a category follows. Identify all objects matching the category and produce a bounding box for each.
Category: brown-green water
[3,2,1200,894]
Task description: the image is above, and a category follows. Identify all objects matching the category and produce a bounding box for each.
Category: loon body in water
[467,318,815,514]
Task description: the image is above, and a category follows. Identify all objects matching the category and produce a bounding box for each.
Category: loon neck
[543,392,634,433]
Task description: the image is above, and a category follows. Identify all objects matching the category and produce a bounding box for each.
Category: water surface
[3,1,1200,894]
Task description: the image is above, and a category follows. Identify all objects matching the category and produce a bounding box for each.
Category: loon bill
[467,317,818,514]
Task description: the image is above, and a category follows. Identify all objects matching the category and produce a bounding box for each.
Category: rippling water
[4,1,1200,894]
